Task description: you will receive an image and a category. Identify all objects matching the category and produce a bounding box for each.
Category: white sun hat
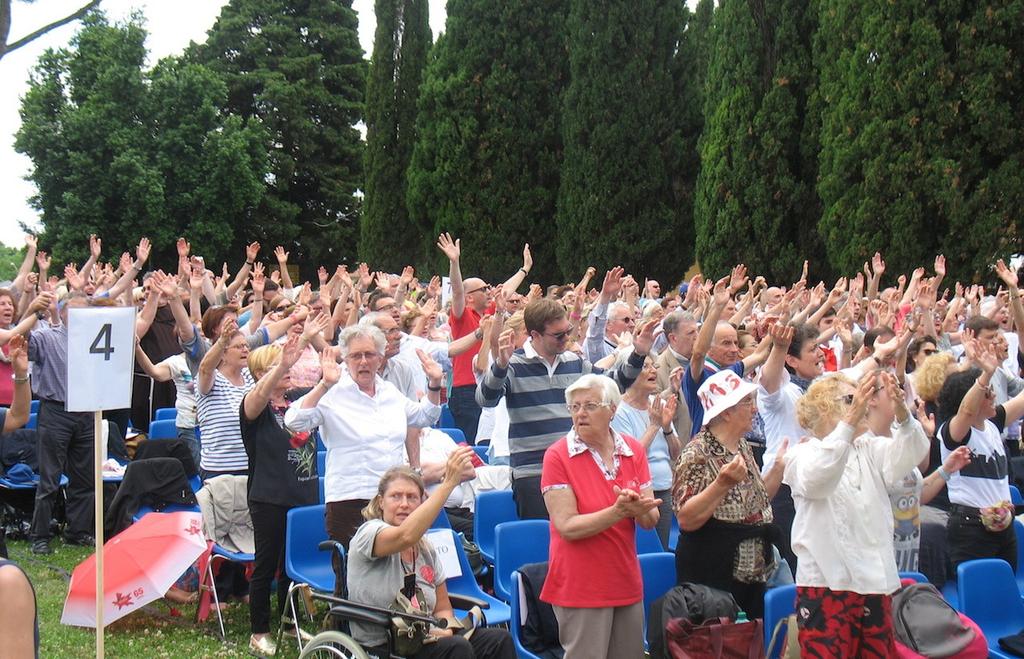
[697,369,758,425]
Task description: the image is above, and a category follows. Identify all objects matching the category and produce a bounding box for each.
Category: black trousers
[31,401,95,541]
[947,504,1017,571]
[365,627,516,659]
[447,385,481,445]
[445,506,475,541]
[771,484,798,572]
[511,476,548,520]
[249,500,291,634]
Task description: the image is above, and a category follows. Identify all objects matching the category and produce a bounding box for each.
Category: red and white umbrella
[62,511,208,627]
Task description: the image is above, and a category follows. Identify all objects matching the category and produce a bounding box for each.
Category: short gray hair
[609,301,630,321]
[359,312,388,329]
[338,324,386,356]
[564,374,621,408]
[662,310,697,336]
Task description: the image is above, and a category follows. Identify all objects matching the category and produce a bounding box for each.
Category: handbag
[390,592,432,656]
[766,614,801,658]
[666,616,764,659]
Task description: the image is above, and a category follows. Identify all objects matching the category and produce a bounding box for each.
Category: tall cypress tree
[694,0,818,282]
[191,0,366,274]
[664,0,714,282]
[407,0,568,285]
[556,0,683,283]
[360,0,431,271]
[815,0,953,277]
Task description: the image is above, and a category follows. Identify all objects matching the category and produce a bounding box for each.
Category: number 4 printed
[90,323,114,361]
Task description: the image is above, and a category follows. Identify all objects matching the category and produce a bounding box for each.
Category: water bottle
[736,611,748,623]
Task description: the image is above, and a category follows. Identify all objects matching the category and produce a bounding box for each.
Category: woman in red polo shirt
[540,373,660,659]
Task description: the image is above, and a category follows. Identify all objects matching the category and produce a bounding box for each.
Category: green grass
[8,538,317,658]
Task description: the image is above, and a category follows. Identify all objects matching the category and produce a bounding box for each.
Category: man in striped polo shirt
[477,294,655,519]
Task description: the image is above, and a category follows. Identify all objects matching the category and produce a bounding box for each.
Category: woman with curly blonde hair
[784,366,929,656]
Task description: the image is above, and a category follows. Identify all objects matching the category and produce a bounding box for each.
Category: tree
[14,12,267,267]
[359,0,431,272]
[0,245,24,281]
[694,0,819,282]
[192,0,366,276]
[664,0,713,283]
[0,0,100,61]
[407,0,568,285]
[556,0,684,284]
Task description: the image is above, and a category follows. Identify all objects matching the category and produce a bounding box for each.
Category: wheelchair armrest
[447,593,489,610]
[328,603,392,628]
[318,539,345,556]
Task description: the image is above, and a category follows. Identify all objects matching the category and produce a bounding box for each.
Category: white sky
[0,0,447,247]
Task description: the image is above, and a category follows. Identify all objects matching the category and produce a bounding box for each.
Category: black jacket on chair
[104,458,197,536]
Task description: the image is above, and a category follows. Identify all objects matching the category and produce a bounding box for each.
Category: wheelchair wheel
[298,630,372,659]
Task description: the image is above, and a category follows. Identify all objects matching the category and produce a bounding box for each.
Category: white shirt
[159,353,196,428]
[757,371,807,475]
[284,373,440,501]
[381,357,420,401]
[395,333,451,392]
[1004,331,1020,375]
[783,418,929,594]
[420,428,473,508]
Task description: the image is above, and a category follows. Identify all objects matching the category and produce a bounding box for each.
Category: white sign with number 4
[67,306,137,412]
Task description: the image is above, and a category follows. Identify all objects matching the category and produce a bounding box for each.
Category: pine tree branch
[2,0,101,59]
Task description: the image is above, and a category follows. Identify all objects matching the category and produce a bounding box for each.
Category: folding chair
[473,490,518,565]
[493,520,550,602]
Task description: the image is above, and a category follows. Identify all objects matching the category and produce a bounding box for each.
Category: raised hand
[934,254,946,278]
[669,366,684,393]
[246,241,261,263]
[416,348,443,383]
[712,275,731,307]
[176,237,190,259]
[318,266,329,287]
[357,263,373,290]
[274,246,289,264]
[943,445,972,474]
[302,311,330,342]
[914,399,936,437]
[496,328,515,368]
[872,252,886,277]
[297,281,313,305]
[8,335,28,376]
[320,346,341,387]
[436,232,461,262]
[23,234,37,249]
[29,291,54,314]
[881,371,909,422]
[35,251,50,272]
[716,454,747,487]
[443,446,475,487]
[280,332,304,369]
[251,262,266,297]
[769,322,794,348]
[522,244,533,273]
[89,234,102,259]
[136,237,151,264]
[843,372,877,426]
[729,264,748,293]
[996,259,1019,289]
[189,265,205,291]
[400,265,415,286]
[427,275,441,299]
[633,318,656,356]
[64,263,84,291]
[601,266,625,301]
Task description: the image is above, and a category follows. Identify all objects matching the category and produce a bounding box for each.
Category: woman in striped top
[197,317,255,479]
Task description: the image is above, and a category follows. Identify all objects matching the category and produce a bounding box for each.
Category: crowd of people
[0,229,1021,658]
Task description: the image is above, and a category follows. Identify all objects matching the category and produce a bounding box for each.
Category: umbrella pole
[94,410,104,658]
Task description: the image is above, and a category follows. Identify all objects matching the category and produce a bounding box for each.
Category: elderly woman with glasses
[540,374,660,659]
[673,369,779,619]
[284,324,444,554]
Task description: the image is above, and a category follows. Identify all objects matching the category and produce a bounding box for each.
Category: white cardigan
[783,417,929,594]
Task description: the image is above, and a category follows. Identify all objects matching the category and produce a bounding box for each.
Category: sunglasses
[545,325,575,340]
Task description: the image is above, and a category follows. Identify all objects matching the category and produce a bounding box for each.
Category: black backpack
[892,582,975,657]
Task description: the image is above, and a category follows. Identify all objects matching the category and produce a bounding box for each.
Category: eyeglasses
[375,302,397,312]
[345,351,381,362]
[567,401,610,414]
[545,325,575,341]
[839,394,855,405]
[464,285,491,296]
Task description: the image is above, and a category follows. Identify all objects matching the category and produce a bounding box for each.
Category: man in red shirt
[437,233,533,444]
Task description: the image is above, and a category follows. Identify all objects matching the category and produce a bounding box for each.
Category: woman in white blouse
[284,325,443,557]
[785,366,928,656]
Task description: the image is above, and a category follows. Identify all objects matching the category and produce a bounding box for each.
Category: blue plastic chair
[132,503,201,523]
[25,413,36,430]
[29,400,39,414]
[315,429,325,452]
[438,404,456,429]
[636,525,665,554]
[763,584,797,659]
[317,450,326,475]
[431,508,453,530]
[437,529,511,626]
[318,477,325,504]
[147,419,178,440]
[941,578,960,610]
[154,407,177,422]
[285,504,337,592]
[898,571,929,584]
[494,520,550,602]
[958,558,1024,658]
[1015,520,1024,596]
[440,427,467,444]
[472,445,489,464]
[510,571,544,659]
[640,552,676,641]
[474,490,518,565]
[667,514,679,551]
[1012,485,1024,505]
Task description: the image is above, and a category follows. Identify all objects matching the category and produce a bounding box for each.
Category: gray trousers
[553,600,645,659]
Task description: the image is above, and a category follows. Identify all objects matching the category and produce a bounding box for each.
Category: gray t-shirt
[346,518,447,647]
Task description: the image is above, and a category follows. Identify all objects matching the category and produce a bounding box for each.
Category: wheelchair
[278,540,491,658]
